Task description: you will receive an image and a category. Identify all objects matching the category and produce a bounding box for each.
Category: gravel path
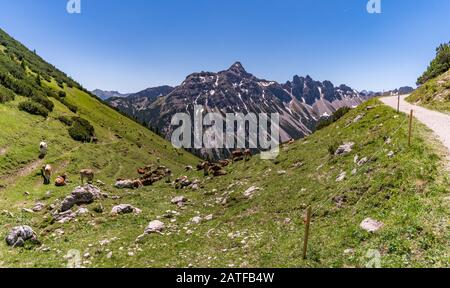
[380,95,450,157]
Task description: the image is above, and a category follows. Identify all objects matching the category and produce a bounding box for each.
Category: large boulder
[5,226,39,247]
[60,184,102,212]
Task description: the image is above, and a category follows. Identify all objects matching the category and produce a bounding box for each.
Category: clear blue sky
[0,0,449,92]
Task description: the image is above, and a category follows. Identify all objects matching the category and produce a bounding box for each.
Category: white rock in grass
[145,220,165,234]
[191,216,202,224]
[335,142,355,156]
[336,172,347,182]
[243,186,261,199]
[360,218,384,233]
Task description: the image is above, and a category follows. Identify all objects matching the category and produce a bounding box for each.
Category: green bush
[58,91,66,98]
[57,115,73,126]
[68,117,94,142]
[31,94,54,111]
[18,100,49,117]
[0,85,15,103]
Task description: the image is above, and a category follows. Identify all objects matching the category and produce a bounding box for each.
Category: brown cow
[41,165,52,185]
[55,174,68,187]
[244,149,252,161]
[80,169,95,184]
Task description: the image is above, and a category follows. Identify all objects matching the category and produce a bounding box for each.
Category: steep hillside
[406,69,450,113]
[1,98,448,267]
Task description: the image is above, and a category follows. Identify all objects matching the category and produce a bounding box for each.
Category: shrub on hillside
[18,100,49,117]
[57,115,73,126]
[418,42,450,85]
[31,94,54,111]
[68,117,94,142]
[0,85,15,103]
[58,91,66,98]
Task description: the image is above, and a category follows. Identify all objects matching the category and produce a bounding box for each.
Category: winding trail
[380,95,450,169]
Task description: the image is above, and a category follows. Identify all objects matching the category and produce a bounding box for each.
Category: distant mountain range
[103,62,371,158]
[105,63,369,158]
[360,86,415,97]
[91,89,131,100]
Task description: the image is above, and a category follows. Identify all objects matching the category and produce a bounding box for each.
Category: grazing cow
[244,149,252,161]
[39,142,48,159]
[218,160,230,167]
[80,169,95,184]
[41,165,52,185]
[232,149,245,162]
[55,174,68,187]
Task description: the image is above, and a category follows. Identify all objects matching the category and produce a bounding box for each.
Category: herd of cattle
[38,141,253,188]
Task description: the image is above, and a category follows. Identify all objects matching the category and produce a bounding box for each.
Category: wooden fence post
[397,94,400,113]
[302,206,312,259]
[408,110,413,146]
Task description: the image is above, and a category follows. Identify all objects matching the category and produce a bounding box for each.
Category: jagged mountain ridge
[91,89,131,100]
[107,63,369,153]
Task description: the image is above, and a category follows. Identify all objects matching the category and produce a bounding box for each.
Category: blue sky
[0,0,449,92]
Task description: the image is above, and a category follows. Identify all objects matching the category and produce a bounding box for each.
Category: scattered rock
[60,184,102,212]
[76,207,89,216]
[243,186,261,199]
[171,196,187,207]
[53,210,76,223]
[5,226,39,247]
[204,214,214,221]
[385,137,392,145]
[387,151,395,158]
[144,220,165,234]
[277,170,287,175]
[32,202,45,212]
[336,171,347,182]
[115,179,142,189]
[360,218,384,233]
[357,157,368,166]
[22,208,34,214]
[191,216,202,224]
[110,204,141,215]
[335,142,355,156]
[353,114,364,123]
[354,155,359,164]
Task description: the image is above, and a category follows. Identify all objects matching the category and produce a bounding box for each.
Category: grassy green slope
[1,98,448,268]
[407,69,450,113]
